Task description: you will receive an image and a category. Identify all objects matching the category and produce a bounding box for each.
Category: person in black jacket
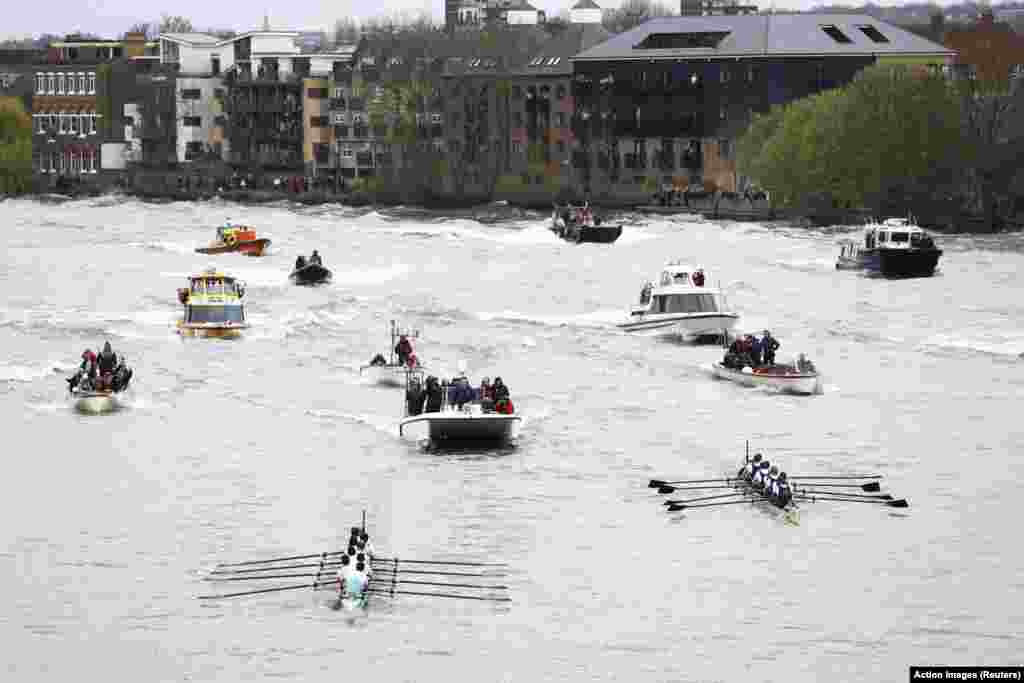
[406,376,425,416]
[423,376,443,413]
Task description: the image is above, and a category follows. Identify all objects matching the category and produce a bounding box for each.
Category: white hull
[73,391,119,414]
[619,312,738,336]
[361,364,414,387]
[400,410,520,443]
[711,363,821,395]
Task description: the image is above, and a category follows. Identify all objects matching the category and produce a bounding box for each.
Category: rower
[743,453,763,480]
[752,460,770,489]
[765,466,779,497]
[775,472,793,506]
[357,552,372,579]
[336,553,354,592]
[359,531,375,560]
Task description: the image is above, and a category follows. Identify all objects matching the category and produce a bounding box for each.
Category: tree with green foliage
[0,97,34,195]
[736,63,964,216]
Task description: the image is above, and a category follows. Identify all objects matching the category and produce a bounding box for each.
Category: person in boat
[295,255,307,271]
[342,558,369,600]
[423,376,443,413]
[750,335,764,368]
[406,375,425,416]
[95,341,118,391]
[356,552,372,579]
[336,553,354,592]
[359,531,375,561]
[310,250,322,266]
[395,335,413,366]
[796,353,816,374]
[639,281,653,305]
[479,377,495,412]
[692,269,705,287]
[493,377,514,414]
[406,352,419,369]
[773,472,793,506]
[741,453,763,480]
[448,376,475,410]
[752,460,771,489]
[764,466,779,495]
[762,330,780,366]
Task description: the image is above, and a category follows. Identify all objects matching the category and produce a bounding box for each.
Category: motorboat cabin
[836,217,942,277]
[176,269,248,338]
[618,261,739,337]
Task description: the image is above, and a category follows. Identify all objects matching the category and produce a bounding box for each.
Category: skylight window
[821,25,853,44]
[857,25,889,43]
[635,32,730,50]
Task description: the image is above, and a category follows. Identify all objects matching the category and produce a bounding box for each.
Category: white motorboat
[360,320,424,387]
[618,261,739,338]
[72,389,120,414]
[710,362,821,396]
[399,403,520,443]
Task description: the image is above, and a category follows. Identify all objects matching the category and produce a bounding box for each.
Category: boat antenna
[745,439,749,463]
[361,509,366,534]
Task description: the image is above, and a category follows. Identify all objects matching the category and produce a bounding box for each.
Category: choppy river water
[1,196,1023,682]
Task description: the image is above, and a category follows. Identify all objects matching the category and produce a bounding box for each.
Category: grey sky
[2,1,957,41]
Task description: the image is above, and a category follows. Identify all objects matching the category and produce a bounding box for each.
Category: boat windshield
[654,293,719,314]
[187,305,244,323]
[890,232,910,243]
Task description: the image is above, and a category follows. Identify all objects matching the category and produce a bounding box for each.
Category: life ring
[224,233,237,245]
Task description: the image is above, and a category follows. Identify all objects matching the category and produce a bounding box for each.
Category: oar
[213,561,348,575]
[206,573,328,582]
[666,499,765,512]
[662,492,752,506]
[365,588,511,603]
[215,551,343,569]
[656,483,747,494]
[386,579,508,590]
[789,475,883,481]
[791,481,882,492]
[795,495,909,508]
[197,580,334,599]
[648,478,739,488]
[796,489,892,500]
[371,557,508,567]
[368,567,504,579]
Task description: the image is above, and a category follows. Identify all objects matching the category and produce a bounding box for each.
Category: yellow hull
[177,321,246,338]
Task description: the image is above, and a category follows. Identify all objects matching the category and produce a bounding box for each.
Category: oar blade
[657,486,676,494]
[862,482,881,492]
[648,479,668,488]
[886,499,909,508]
[666,504,685,512]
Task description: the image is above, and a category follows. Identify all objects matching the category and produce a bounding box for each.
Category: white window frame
[57,152,65,172]
[78,73,86,94]
[334,87,344,99]
[342,146,353,158]
[59,112,68,134]
[332,112,345,124]
[47,73,54,93]
[70,114,79,135]
[88,73,95,94]
[90,113,97,135]
[57,73,65,95]
[431,113,442,124]
[36,74,44,93]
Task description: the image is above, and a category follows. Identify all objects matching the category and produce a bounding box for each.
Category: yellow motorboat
[176,269,249,338]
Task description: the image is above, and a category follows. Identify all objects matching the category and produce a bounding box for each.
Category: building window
[78,73,86,93]
[307,88,328,99]
[70,115,79,134]
[431,113,442,124]
[181,89,201,100]
[183,116,201,127]
[35,74,43,93]
[185,141,203,160]
[342,146,353,158]
[57,73,65,95]
[313,143,329,164]
[88,73,95,94]
[747,65,757,83]
[555,112,565,127]
[719,139,731,159]
[353,113,363,123]
[310,116,328,127]
[821,25,853,44]
[332,112,345,124]
[89,113,97,134]
[211,57,220,75]
[721,66,731,84]
[557,141,566,154]
[334,87,344,99]
[514,112,523,126]
[47,73,54,93]
[857,25,889,43]
[59,112,68,133]
[512,142,523,153]
[556,85,566,99]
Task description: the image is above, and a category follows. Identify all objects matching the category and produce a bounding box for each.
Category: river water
[1,196,1022,682]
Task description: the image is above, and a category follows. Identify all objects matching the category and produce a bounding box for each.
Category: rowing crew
[738,453,793,507]
[336,526,376,600]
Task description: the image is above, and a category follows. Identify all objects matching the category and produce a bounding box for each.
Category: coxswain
[96,341,118,391]
[343,559,369,600]
[310,250,322,266]
[295,255,307,271]
[765,466,779,496]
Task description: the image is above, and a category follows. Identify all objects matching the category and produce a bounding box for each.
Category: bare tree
[159,14,194,34]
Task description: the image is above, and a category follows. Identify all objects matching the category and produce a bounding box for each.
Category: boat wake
[305,408,396,437]
[475,308,624,330]
[128,240,196,256]
[0,360,71,383]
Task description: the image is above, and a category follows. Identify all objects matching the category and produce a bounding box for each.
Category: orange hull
[195,238,271,257]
